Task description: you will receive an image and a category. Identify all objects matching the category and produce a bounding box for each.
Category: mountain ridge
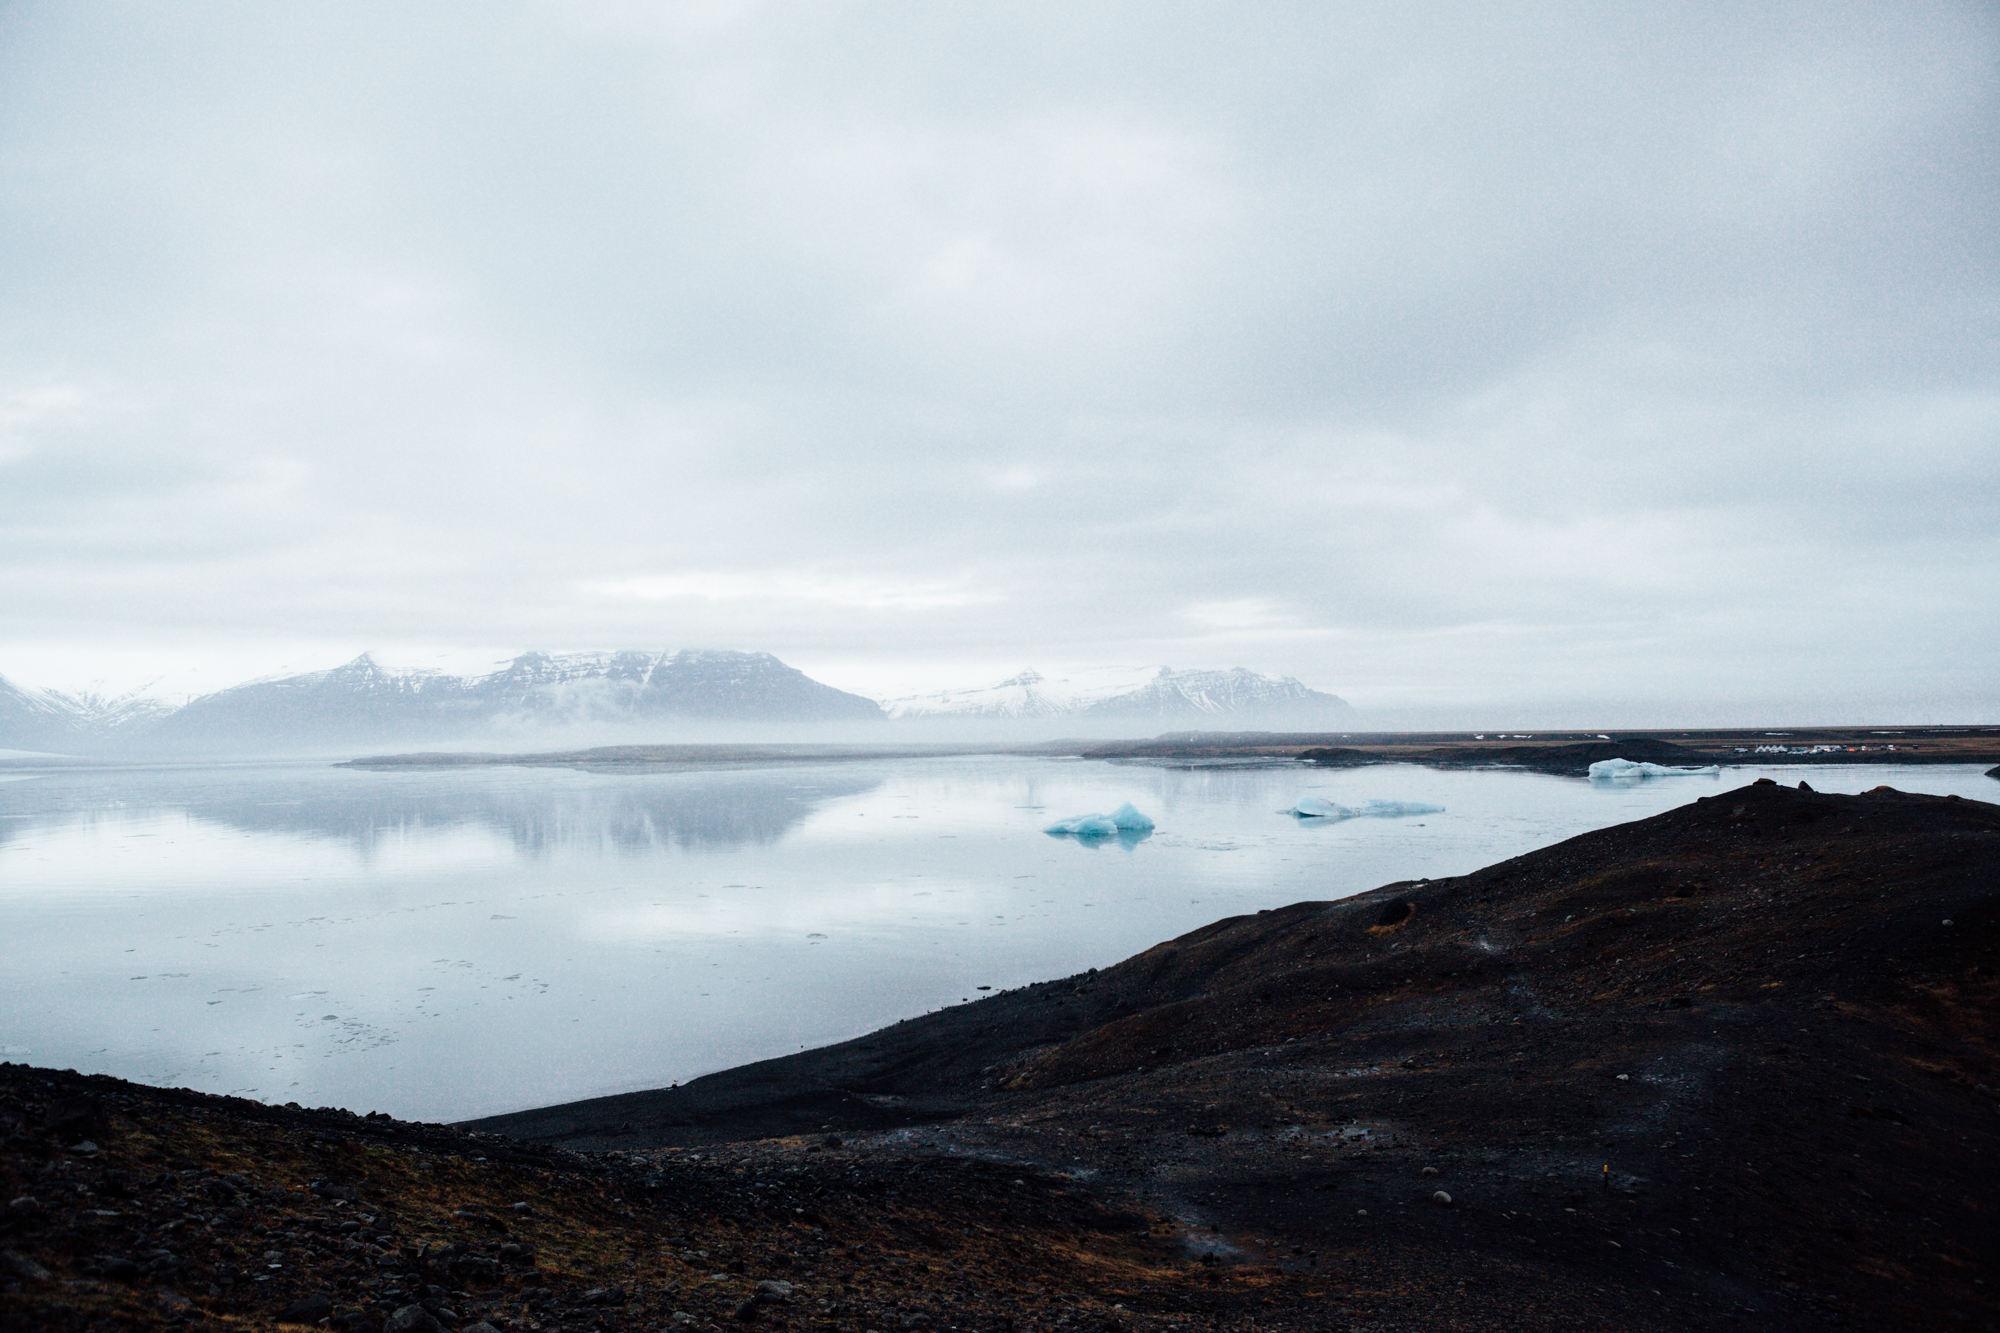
[0,653,1354,756]
[883,664,1353,732]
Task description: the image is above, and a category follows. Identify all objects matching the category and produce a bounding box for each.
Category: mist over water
[1,756,1990,1121]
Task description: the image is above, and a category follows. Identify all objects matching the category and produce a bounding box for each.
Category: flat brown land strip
[338,743,1003,772]
[337,726,2000,777]
[1079,725,2000,774]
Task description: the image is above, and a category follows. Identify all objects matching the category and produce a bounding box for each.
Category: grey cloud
[0,1,1993,721]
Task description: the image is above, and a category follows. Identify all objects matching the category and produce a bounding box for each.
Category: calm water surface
[1,755,1990,1120]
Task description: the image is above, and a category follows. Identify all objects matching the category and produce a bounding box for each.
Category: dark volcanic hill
[473,780,2000,1331]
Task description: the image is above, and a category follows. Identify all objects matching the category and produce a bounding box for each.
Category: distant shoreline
[336,724,2000,777]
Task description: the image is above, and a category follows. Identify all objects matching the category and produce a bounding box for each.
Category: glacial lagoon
[1,754,1990,1121]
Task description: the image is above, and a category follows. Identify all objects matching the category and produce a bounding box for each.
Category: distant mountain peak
[882,663,1351,730]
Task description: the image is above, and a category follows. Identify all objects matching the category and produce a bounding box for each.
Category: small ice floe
[1291,797,1445,820]
[1587,758,1722,782]
[1044,802,1155,841]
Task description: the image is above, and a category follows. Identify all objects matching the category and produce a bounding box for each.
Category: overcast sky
[2,1,1995,723]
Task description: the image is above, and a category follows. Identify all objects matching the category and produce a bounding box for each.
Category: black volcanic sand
[5,781,1997,1332]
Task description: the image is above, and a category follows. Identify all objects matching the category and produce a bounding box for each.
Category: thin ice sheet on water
[1292,796,1445,820]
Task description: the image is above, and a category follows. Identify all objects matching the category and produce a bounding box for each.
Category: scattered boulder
[276,1292,333,1325]
[754,1278,794,1303]
[42,1095,102,1141]
[1,1249,52,1282]
[384,1303,448,1333]
[1431,1190,1453,1206]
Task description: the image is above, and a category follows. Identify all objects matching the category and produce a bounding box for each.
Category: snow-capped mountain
[1,653,1357,756]
[43,688,185,735]
[0,672,87,754]
[131,650,887,754]
[883,665,1353,732]
[881,667,1160,720]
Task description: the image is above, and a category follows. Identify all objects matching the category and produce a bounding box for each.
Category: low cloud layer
[1,2,1994,723]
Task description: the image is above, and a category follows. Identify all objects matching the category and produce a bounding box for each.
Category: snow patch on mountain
[881,666,1164,719]
[883,665,1352,727]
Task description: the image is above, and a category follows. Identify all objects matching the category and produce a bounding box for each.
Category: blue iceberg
[1106,801,1155,832]
[1044,802,1156,839]
[1044,813,1120,836]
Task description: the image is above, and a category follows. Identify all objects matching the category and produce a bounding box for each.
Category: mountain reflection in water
[0,762,882,855]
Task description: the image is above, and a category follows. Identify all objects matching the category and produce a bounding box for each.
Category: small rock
[383,1304,448,1333]
[753,1278,794,1303]
[582,1288,611,1306]
[276,1293,333,1325]
[6,1196,43,1217]
[1420,1166,1438,1176]
[97,1256,142,1281]
[42,1094,102,1138]
[1615,1074,1630,1081]
[1431,1190,1453,1206]
[1,1249,52,1282]
[734,1298,761,1321]
[510,1201,535,1214]
[461,1325,504,1333]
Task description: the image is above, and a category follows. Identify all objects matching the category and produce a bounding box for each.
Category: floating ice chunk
[1106,802,1155,832]
[1044,813,1121,836]
[1587,758,1722,782]
[1292,796,1443,819]
[1293,796,1354,818]
[1046,802,1155,836]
